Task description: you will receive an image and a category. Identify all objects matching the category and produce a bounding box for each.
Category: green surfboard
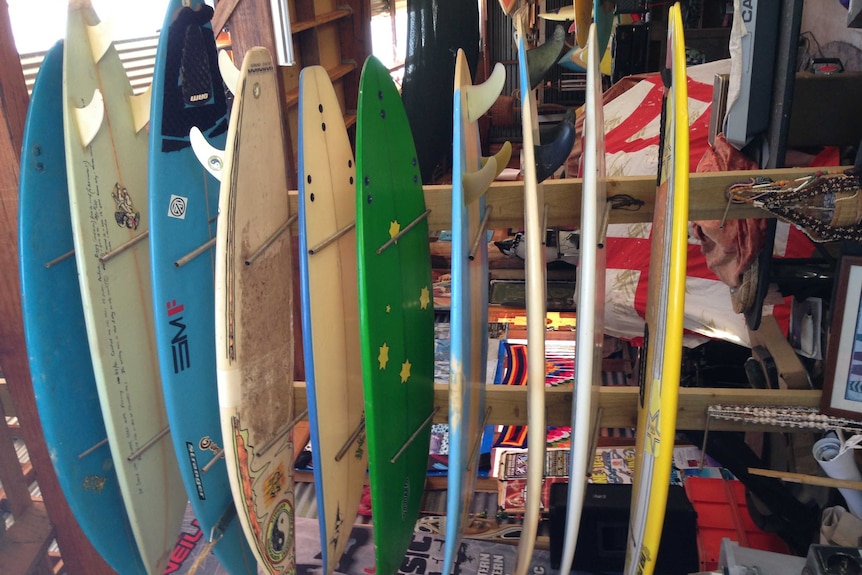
[355,55,435,575]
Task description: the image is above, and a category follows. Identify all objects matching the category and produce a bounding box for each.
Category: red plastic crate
[684,476,791,571]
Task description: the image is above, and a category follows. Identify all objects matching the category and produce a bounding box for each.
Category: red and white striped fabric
[585,60,819,347]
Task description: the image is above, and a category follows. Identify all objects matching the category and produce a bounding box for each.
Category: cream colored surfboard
[559,21,607,573]
[62,2,185,573]
[214,47,296,575]
[297,65,367,575]
[513,8,548,575]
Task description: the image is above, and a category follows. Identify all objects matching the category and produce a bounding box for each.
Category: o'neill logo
[167,300,190,373]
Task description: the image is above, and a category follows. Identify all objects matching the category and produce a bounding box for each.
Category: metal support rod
[466,406,493,471]
[588,406,605,477]
[45,249,75,268]
[210,502,238,543]
[77,437,108,460]
[542,204,549,244]
[308,222,356,255]
[98,230,149,264]
[127,426,171,461]
[390,406,439,464]
[175,237,216,268]
[244,214,297,266]
[377,209,431,255]
[598,201,611,248]
[334,416,367,462]
[257,408,308,458]
[200,448,225,474]
[468,206,494,261]
[699,412,712,470]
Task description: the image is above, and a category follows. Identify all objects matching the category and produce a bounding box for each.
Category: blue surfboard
[18,40,147,575]
[148,2,255,573]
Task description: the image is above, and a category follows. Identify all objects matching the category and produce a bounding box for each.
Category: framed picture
[821,255,862,420]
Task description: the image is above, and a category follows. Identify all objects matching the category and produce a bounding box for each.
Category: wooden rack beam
[285,166,841,231]
[290,382,822,433]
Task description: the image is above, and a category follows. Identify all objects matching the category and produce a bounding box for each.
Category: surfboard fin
[219,50,240,95]
[129,85,151,134]
[74,89,105,148]
[86,20,113,64]
[189,126,226,181]
[535,115,575,183]
[525,24,566,90]
[464,62,506,122]
[465,141,512,205]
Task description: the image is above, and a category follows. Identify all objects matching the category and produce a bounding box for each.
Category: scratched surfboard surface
[214,46,296,575]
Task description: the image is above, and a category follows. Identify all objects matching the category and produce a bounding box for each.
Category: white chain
[707,404,862,433]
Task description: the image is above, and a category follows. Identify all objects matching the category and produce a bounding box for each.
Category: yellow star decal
[386,304,391,313]
[400,359,412,383]
[419,286,430,310]
[388,220,401,241]
[378,343,390,370]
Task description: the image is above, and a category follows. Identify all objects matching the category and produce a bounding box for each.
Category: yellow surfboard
[624,4,689,575]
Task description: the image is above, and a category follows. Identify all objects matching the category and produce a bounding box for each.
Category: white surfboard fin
[219,50,240,95]
[74,89,105,148]
[86,20,113,63]
[465,142,512,205]
[189,126,225,181]
[129,85,152,134]
[463,62,506,122]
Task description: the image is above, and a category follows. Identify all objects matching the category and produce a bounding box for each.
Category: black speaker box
[548,482,699,574]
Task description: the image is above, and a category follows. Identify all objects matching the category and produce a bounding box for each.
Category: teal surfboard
[19,40,146,575]
[356,55,435,575]
[148,2,255,573]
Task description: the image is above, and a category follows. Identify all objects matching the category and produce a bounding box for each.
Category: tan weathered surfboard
[214,47,296,575]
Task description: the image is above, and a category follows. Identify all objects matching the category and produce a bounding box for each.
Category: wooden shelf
[291,8,352,34]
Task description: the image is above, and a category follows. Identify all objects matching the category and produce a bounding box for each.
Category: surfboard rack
[44,248,75,269]
[466,407,493,470]
[256,408,308,458]
[389,406,439,464]
[376,209,431,254]
[468,205,494,261]
[243,213,297,266]
[200,449,225,474]
[126,426,171,462]
[334,416,367,462]
[76,437,108,460]
[307,221,356,255]
[97,230,149,264]
[174,236,217,268]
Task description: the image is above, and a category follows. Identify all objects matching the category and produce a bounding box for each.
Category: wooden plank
[748,315,810,390]
[291,8,352,33]
[0,4,114,573]
[281,166,837,232]
[0,502,54,575]
[290,382,821,432]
